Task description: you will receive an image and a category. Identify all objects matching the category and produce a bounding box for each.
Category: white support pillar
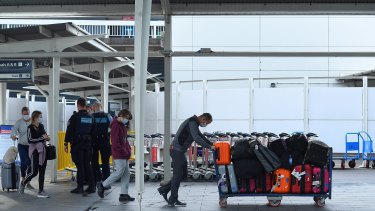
[202,80,208,132]
[249,78,254,133]
[101,68,110,113]
[304,77,309,134]
[48,56,60,183]
[25,91,30,107]
[175,81,181,131]
[31,95,36,102]
[0,83,6,124]
[134,1,152,210]
[163,15,173,181]
[129,76,135,131]
[363,76,368,132]
[62,97,66,130]
[17,93,21,98]
[155,83,160,133]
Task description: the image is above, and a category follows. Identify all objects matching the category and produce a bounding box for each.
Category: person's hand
[43,134,50,141]
[64,145,68,153]
[11,136,17,141]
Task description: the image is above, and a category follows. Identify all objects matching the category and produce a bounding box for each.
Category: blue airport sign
[0,59,34,82]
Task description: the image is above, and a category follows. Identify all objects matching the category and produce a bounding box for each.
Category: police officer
[91,102,112,184]
[64,97,96,194]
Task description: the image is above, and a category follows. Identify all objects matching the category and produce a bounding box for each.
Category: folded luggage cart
[333,132,361,169]
[213,149,333,208]
[359,131,375,168]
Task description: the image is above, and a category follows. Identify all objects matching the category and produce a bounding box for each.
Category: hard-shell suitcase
[215,142,231,165]
[291,164,312,194]
[238,178,256,193]
[1,162,20,192]
[304,140,330,167]
[218,165,238,194]
[256,173,272,193]
[312,167,329,193]
[271,168,291,194]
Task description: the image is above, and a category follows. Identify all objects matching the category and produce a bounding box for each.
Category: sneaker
[104,185,111,190]
[157,187,169,204]
[37,191,50,198]
[119,194,135,202]
[70,187,84,194]
[97,183,105,199]
[18,182,25,195]
[168,200,187,207]
[26,183,35,190]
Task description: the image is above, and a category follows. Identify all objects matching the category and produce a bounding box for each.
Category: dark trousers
[18,144,31,178]
[159,149,187,202]
[91,143,111,183]
[22,149,47,192]
[72,147,94,189]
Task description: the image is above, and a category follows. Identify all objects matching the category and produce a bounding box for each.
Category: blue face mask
[200,123,207,127]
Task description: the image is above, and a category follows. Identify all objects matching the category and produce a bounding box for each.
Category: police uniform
[64,110,96,193]
[91,111,112,183]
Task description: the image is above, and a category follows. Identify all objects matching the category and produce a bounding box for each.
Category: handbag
[45,144,57,160]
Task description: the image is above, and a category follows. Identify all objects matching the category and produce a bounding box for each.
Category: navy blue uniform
[91,112,112,182]
[65,110,96,190]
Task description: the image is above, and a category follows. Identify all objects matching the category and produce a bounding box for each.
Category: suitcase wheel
[268,200,281,207]
[372,162,375,169]
[219,197,227,208]
[72,175,76,181]
[341,160,345,169]
[314,197,326,207]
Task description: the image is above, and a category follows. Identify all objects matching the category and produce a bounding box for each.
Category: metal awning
[0,23,162,100]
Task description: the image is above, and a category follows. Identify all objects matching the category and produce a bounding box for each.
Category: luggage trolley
[359,131,375,169]
[213,149,333,208]
[333,132,361,169]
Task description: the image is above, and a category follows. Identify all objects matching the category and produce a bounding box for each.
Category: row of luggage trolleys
[213,142,333,208]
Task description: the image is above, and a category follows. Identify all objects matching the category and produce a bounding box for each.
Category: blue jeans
[18,144,31,178]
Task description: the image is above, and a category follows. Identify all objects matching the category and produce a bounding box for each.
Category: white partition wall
[367,88,375,143]
[253,88,305,134]
[6,98,27,125]
[309,88,363,152]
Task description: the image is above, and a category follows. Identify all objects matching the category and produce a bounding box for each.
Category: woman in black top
[19,111,50,198]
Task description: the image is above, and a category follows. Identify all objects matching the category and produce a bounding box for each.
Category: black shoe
[119,194,135,202]
[97,183,105,198]
[168,200,186,207]
[85,187,96,194]
[104,185,111,190]
[71,187,84,194]
[157,187,169,204]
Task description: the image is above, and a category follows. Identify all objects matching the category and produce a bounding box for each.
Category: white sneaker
[37,191,50,198]
[18,182,25,195]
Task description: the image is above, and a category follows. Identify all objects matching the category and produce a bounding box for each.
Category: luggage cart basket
[213,148,333,208]
[333,132,361,169]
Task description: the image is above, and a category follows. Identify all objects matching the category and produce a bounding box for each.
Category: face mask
[23,115,29,121]
[38,117,43,123]
[200,123,207,127]
[123,118,129,125]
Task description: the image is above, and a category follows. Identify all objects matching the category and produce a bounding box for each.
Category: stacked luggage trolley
[213,132,333,208]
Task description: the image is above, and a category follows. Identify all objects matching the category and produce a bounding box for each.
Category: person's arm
[64,115,75,145]
[27,126,44,143]
[188,121,213,149]
[110,124,121,149]
[10,120,20,140]
[198,129,213,147]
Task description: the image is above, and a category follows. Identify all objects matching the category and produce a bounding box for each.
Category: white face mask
[23,115,29,121]
[200,123,207,127]
[123,118,129,125]
[38,117,43,123]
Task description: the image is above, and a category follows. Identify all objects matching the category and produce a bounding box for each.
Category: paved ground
[1,168,375,211]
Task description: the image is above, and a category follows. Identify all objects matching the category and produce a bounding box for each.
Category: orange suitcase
[271,168,291,194]
[215,142,231,165]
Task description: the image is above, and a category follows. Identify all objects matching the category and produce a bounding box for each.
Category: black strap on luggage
[320,167,325,193]
[11,163,16,189]
[301,165,305,193]
[225,166,232,194]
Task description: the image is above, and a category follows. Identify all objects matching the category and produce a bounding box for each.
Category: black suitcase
[231,140,255,161]
[233,158,263,179]
[304,140,330,167]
